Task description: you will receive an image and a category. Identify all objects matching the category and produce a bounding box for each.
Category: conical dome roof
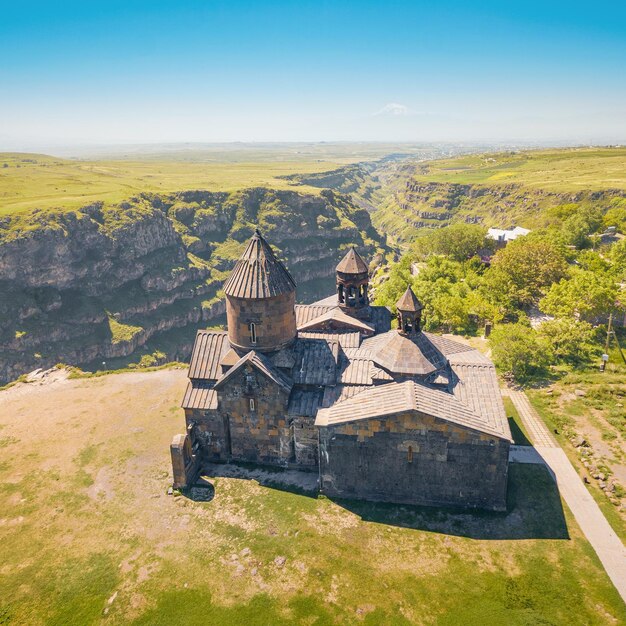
[336,247,369,274]
[223,230,296,299]
[396,286,423,312]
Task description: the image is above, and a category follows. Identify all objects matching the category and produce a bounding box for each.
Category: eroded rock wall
[0,188,387,383]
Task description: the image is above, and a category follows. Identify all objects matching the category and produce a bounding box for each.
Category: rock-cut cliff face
[0,188,388,383]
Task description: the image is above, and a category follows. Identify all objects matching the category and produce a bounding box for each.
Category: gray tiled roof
[450,362,509,438]
[181,381,218,410]
[337,355,373,385]
[294,304,335,327]
[322,384,371,408]
[222,230,296,299]
[396,286,423,312]
[293,338,338,386]
[298,330,360,348]
[297,307,375,334]
[288,388,322,417]
[425,333,476,356]
[371,331,448,376]
[336,247,369,274]
[297,301,391,334]
[315,380,510,439]
[188,330,230,380]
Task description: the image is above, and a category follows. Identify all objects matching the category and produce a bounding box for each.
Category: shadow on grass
[184,462,568,541]
[508,416,532,446]
[183,461,319,501]
[329,464,569,541]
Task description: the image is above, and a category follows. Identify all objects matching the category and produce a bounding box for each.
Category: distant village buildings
[171,230,511,511]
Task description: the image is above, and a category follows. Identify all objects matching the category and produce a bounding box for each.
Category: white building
[487,226,530,244]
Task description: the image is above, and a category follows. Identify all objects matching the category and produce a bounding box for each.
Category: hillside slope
[0,188,387,383]
[373,148,626,243]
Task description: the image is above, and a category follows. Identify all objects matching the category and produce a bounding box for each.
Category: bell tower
[336,247,370,319]
[396,286,423,335]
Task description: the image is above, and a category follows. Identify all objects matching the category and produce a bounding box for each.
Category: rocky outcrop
[0,189,387,383]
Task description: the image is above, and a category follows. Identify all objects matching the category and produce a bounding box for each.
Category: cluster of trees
[374,211,626,382]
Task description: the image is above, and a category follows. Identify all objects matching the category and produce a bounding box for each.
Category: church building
[171,230,511,511]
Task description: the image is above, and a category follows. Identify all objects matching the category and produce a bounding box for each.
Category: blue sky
[1,1,625,147]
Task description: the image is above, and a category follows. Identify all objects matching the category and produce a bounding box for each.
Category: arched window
[338,284,344,303]
[249,398,255,411]
[408,445,413,463]
[348,285,356,305]
[248,322,257,344]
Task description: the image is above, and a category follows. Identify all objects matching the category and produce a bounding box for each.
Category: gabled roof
[315,380,510,439]
[223,230,296,299]
[336,247,369,274]
[294,303,336,327]
[297,307,375,334]
[396,286,422,312]
[213,350,293,393]
[371,331,447,376]
[188,330,230,380]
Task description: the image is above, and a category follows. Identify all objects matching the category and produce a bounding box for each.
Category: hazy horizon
[2,1,626,150]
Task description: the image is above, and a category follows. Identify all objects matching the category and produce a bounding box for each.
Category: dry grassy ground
[0,369,624,625]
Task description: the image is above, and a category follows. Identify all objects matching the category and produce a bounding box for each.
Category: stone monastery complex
[171,230,512,510]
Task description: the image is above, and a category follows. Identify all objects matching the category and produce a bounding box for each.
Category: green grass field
[410,147,626,191]
[0,369,624,625]
[0,142,440,215]
[0,153,346,214]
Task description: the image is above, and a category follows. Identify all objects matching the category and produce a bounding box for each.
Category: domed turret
[223,230,297,352]
[336,247,369,318]
[396,286,423,334]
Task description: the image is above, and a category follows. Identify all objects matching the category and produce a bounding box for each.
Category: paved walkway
[506,389,556,447]
[505,388,626,604]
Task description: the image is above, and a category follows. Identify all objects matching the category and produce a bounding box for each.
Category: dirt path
[506,388,626,604]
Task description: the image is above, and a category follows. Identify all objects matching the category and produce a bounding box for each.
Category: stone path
[505,388,626,604]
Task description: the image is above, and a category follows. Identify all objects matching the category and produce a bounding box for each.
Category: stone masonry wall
[292,416,319,466]
[319,411,509,511]
[186,408,231,462]
[226,292,297,352]
[217,365,293,465]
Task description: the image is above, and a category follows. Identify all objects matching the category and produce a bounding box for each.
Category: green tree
[373,255,413,310]
[485,237,569,308]
[561,205,603,248]
[539,269,619,321]
[610,238,626,278]
[576,249,613,274]
[603,205,626,233]
[537,318,599,365]
[411,223,489,262]
[430,293,470,333]
[489,323,550,382]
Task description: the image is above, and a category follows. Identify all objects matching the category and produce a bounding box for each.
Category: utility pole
[601,312,626,372]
